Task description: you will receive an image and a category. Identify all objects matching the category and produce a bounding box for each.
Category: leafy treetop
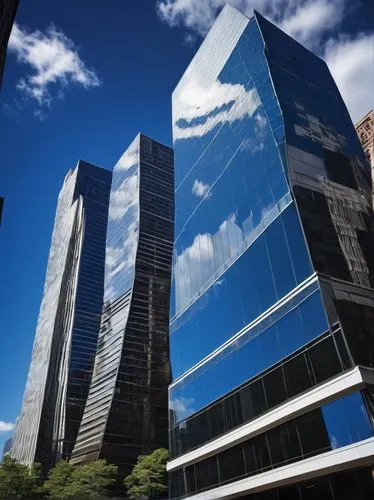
[124,448,168,499]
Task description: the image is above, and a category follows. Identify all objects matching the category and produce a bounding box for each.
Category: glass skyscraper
[11,161,111,470]
[71,134,174,479]
[168,6,374,499]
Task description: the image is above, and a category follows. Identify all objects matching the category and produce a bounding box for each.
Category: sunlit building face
[168,6,374,499]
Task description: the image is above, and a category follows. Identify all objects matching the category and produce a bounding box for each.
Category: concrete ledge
[186,437,374,499]
[168,366,372,471]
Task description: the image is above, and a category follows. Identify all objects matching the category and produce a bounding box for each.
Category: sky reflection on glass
[104,136,139,302]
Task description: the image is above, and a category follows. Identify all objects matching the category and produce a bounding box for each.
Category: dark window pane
[308,337,342,383]
[283,353,312,398]
[278,484,300,500]
[263,366,287,408]
[195,456,219,492]
[267,422,301,465]
[240,378,267,422]
[335,300,374,368]
[207,403,225,441]
[185,464,196,495]
[243,435,271,475]
[218,444,245,483]
[330,467,374,499]
[333,328,352,370]
[169,469,183,499]
[299,477,333,500]
[224,393,242,431]
[296,409,330,456]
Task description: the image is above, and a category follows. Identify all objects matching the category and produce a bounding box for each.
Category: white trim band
[185,437,374,499]
[168,366,374,472]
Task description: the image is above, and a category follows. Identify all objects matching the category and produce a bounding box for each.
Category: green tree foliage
[43,459,117,499]
[124,448,168,499]
[0,455,43,499]
[66,459,117,498]
[43,460,75,499]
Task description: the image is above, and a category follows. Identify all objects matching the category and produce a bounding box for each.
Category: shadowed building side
[71,134,174,481]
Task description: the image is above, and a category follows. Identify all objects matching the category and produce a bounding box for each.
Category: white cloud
[8,23,100,109]
[174,214,244,312]
[169,397,195,420]
[192,179,210,198]
[157,0,345,42]
[279,0,344,45]
[324,34,374,123]
[115,138,139,171]
[159,0,373,134]
[108,173,138,221]
[0,421,15,433]
[175,79,261,139]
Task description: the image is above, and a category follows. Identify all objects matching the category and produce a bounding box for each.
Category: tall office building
[168,6,374,499]
[12,161,111,470]
[356,110,374,205]
[0,0,19,86]
[71,135,174,479]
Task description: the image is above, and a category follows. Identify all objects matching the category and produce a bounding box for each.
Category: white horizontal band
[185,436,374,499]
[168,366,374,471]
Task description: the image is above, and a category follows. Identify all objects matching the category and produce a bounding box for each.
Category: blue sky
[0,0,373,454]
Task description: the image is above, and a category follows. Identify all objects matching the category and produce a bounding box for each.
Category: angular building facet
[11,161,111,469]
[168,6,374,499]
[71,134,174,478]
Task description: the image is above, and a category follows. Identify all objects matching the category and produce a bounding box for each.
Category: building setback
[356,109,374,206]
[11,161,111,470]
[71,134,174,479]
[167,6,374,499]
[0,0,19,86]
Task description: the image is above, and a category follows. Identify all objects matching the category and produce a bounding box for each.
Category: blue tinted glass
[322,392,374,449]
[170,283,328,423]
[170,203,312,379]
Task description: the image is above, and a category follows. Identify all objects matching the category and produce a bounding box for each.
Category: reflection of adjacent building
[356,110,374,206]
[0,0,19,86]
[11,161,111,471]
[71,135,174,482]
[168,6,374,499]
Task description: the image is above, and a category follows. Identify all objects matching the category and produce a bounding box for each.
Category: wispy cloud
[192,179,210,198]
[157,0,345,42]
[8,23,100,114]
[279,0,344,46]
[0,421,15,433]
[157,0,373,124]
[324,33,374,124]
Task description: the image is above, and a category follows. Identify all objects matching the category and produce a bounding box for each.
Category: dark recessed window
[283,353,312,397]
[263,366,287,408]
[296,409,330,456]
[218,444,245,483]
[194,456,219,492]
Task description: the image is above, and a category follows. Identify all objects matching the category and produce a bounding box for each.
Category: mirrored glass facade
[71,135,174,479]
[169,6,374,498]
[11,161,111,470]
